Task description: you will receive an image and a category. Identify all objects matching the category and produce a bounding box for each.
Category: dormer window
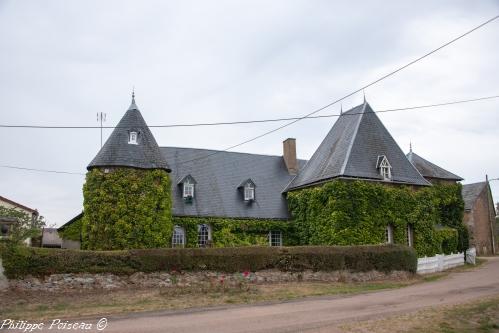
[178,175,196,203]
[377,155,392,180]
[183,180,194,198]
[244,183,255,201]
[128,131,138,145]
[238,179,256,202]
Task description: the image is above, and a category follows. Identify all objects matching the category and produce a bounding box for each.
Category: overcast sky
[0,1,498,226]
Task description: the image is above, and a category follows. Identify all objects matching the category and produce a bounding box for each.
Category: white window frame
[385,224,394,244]
[198,224,211,247]
[128,131,138,145]
[407,224,414,247]
[269,230,282,247]
[183,181,194,198]
[172,225,186,248]
[378,156,392,180]
[244,183,255,201]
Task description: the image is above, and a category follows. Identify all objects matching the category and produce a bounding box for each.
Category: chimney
[283,138,298,175]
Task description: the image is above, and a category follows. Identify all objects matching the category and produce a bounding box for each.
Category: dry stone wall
[7,269,412,292]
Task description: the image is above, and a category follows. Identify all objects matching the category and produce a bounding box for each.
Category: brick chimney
[283,138,298,175]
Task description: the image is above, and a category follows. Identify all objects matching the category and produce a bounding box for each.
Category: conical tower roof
[87,96,170,172]
[287,102,429,190]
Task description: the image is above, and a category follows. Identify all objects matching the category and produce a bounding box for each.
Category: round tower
[82,94,172,250]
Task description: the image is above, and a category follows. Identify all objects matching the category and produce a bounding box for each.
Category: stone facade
[463,186,497,255]
[7,270,412,292]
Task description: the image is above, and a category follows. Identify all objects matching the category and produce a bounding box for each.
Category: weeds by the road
[0,280,415,320]
[341,295,499,333]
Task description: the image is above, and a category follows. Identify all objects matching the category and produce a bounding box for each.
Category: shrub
[0,244,416,279]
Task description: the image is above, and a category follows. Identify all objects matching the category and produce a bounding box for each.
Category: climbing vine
[81,168,173,250]
[172,216,297,247]
[287,180,465,257]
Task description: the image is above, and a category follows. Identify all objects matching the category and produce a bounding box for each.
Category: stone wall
[464,187,496,255]
[7,269,412,292]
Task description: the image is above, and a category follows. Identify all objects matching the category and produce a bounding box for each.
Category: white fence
[417,252,465,274]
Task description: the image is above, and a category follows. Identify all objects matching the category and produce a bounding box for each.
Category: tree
[0,206,46,246]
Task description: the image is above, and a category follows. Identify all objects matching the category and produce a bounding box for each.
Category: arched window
[198,224,211,247]
[172,225,185,248]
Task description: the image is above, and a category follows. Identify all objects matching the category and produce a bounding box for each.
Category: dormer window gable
[178,175,196,200]
[128,130,139,145]
[238,179,256,202]
[376,155,392,180]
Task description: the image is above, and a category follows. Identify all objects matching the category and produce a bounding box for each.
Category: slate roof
[407,151,463,181]
[462,182,487,211]
[87,97,170,171]
[161,147,306,219]
[287,102,430,190]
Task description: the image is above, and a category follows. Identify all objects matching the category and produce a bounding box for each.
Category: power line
[0,164,85,175]
[2,15,498,174]
[176,14,499,166]
[1,94,498,130]
[3,93,496,176]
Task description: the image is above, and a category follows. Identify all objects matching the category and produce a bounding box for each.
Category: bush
[0,244,417,279]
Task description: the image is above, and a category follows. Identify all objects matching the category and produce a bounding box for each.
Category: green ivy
[435,227,459,255]
[58,216,82,241]
[287,180,466,257]
[81,168,173,250]
[172,216,297,248]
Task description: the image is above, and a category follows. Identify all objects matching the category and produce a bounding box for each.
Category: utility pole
[97,112,106,148]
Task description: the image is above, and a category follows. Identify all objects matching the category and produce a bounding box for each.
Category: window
[172,225,185,248]
[183,181,194,198]
[377,155,392,180]
[385,224,394,244]
[244,183,255,201]
[128,131,138,144]
[407,224,414,247]
[269,230,282,247]
[198,224,211,247]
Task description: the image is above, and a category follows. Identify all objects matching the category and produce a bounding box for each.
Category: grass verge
[0,280,416,320]
[341,295,499,333]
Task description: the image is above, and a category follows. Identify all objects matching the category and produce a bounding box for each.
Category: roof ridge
[340,102,366,174]
[160,146,306,161]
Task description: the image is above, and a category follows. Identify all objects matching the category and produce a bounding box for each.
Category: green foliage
[287,180,466,257]
[173,216,298,248]
[435,227,459,255]
[0,206,45,246]
[82,168,173,250]
[58,215,82,241]
[0,244,416,278]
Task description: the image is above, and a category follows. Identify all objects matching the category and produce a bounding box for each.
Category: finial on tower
[128,87,138,111]
[340,104,343,115]
[409,141,412,153]
[363,90,366,103]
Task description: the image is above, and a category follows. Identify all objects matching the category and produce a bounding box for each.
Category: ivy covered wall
[81,168,173,250]
[172,216,296,247]
[287,180,465,257]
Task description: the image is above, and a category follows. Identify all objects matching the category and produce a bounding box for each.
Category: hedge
[0,244,417,279]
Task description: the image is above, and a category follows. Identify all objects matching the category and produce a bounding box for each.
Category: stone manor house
[59,95,496,253]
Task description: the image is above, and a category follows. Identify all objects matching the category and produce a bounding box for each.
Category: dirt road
[49,258,499,333]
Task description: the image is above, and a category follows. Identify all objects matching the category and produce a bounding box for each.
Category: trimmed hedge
[0,244,416,279]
